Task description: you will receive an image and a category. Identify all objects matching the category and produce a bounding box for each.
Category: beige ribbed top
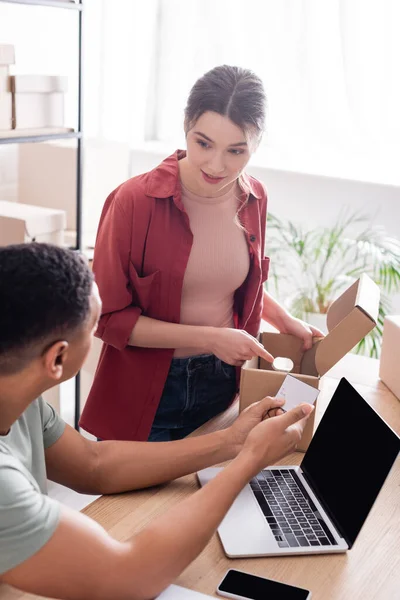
[174,182,250,358]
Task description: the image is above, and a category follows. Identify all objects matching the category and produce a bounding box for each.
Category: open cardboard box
[240,274,380,452]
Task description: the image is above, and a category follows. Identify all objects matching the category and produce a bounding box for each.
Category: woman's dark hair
[184,65,267,143]
[0,243,94,374]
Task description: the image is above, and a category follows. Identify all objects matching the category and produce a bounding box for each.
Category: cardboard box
[379,316,400,400]
[13,92,64,129]
[0,66,12,130]
[0,45,15,66]
[10,75,66,129]
[0,92,12,130]
[11,74,68,94]
[240,274,380,451]
[0,67,11,93]
[18,138,131,236]
[0,200,66,246]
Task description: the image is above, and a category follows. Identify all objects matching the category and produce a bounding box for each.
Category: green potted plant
[266,210,400,357]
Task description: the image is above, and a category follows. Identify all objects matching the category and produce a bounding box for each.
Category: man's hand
[228,396,286,455]
[238,403,314,475]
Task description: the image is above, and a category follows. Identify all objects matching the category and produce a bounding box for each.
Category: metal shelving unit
[1,0,82,10]
[1,0,83,429]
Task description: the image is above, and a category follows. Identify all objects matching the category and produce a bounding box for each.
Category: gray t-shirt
[0,397,65,574]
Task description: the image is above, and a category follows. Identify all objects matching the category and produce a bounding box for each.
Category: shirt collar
[145,149,262,200]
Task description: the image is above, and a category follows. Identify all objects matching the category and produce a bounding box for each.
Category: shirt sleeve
[0,455,60,575]
[38,397,66,449]
[93,188,143,350]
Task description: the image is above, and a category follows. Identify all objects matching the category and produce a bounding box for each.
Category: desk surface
[2,355,400,600]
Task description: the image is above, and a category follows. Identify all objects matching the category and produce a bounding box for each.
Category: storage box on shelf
[0,44,14,130]
[379,316,400,401]
[18,138,131,238]
[240,274,380,451]
[0,200,66,246]
[11,74,68,129]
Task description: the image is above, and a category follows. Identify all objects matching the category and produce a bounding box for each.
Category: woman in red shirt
[80,65,322,442]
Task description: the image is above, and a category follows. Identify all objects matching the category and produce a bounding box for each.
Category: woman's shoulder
[240,172,268,205]
[109,150,182,212]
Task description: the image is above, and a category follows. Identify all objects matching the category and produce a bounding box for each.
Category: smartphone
[217,569,312,600]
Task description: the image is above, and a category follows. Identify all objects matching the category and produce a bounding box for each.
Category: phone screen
[218,569,310,600]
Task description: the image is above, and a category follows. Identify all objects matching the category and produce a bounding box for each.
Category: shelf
[0,128,81,144]
[0,0,82,10]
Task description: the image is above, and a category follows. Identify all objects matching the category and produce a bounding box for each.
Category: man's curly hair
[0,243,94,374]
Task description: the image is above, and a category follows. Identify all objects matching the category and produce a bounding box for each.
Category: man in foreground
[0,243,313,600]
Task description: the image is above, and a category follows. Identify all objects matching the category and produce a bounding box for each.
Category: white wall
[248,165,400,237]
[130,146,400,236]
[129,145,400,313]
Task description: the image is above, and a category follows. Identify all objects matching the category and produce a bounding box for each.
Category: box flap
[0,201,66,236]
[326,274,379,331]
[259,332,304,373]
[11,75,68,94]
[301,275,380,377]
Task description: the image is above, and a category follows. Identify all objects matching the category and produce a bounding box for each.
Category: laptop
[197,378,400,557]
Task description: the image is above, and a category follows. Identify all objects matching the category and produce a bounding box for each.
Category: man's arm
[3,404,312,600]
[45,397,283,494]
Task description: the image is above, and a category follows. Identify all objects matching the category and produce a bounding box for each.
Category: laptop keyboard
[250,469,336,548]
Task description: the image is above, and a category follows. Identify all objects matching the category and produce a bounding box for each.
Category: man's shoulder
[0,449,39,501]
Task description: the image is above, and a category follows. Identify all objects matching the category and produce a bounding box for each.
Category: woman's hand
[262,291,324,351]
[207,327,274,366]
[278,315,324,350]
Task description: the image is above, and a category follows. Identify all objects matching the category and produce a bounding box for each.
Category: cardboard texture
[0,200,66,246]
[240,274,380,452]
[379,316,400,401]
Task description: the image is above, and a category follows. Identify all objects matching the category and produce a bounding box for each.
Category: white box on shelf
[0,67,11,93]
[0,93,12,130]
[13,92,64,129]
[11,74,68,94]
[0,200,66,246]
[18,138,131,238]
[0,66,12,129]
[379,315,400,401]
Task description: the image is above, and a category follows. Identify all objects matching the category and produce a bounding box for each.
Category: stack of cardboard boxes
[0,43,68,132]
[0,43,68,248]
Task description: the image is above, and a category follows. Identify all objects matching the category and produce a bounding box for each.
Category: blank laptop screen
[301,377,400,547]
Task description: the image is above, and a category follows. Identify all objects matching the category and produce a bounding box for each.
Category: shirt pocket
[128,262,159,313]
[261,256,270,282]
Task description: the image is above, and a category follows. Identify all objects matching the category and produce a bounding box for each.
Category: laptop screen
[301,377,400,547]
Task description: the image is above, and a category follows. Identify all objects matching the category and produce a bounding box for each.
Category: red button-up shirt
[79,151,270,441]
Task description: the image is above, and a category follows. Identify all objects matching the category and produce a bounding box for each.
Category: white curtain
[83,0,160,143]
[85,0,400,180]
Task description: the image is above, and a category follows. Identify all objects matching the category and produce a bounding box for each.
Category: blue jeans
[148,354,237,442]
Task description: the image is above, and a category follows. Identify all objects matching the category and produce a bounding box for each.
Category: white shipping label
[275,374,319,411]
